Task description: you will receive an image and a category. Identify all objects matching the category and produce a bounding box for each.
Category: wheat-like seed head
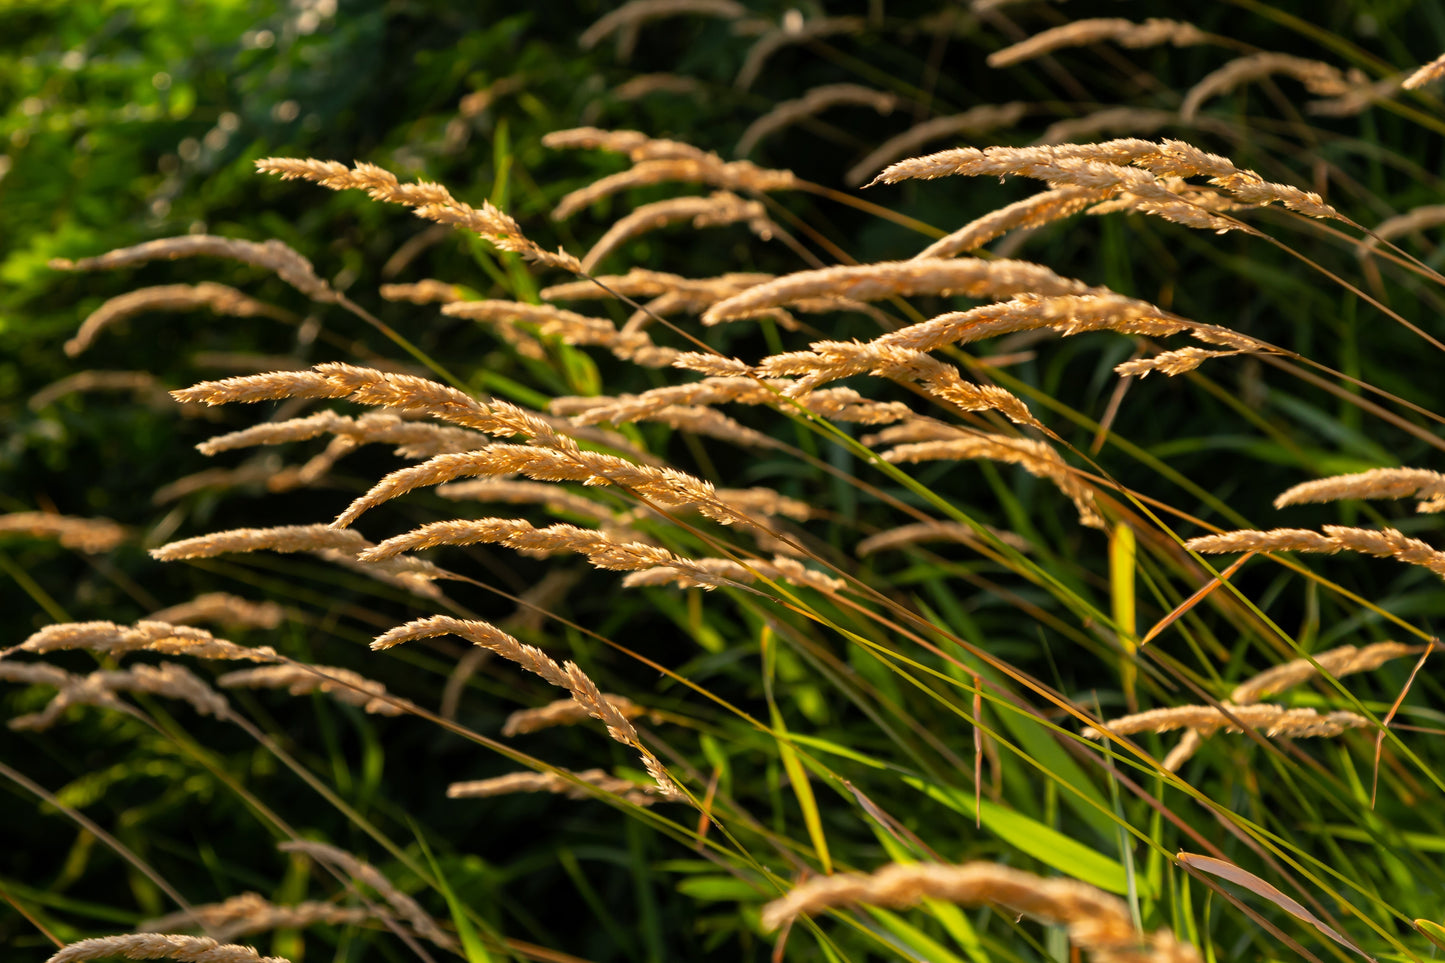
[377,279,464,304]
[845,104,1028,186]
[256,158,581,272]
[65,283,296,357]
[1404,51,1445,89]
[502,694,644,735]
[577,0,748,53]
[1229,641,1431,704]
[551,157,796,221]
[141,894,372,944]
[217,665,412,715]
[703,258,1099,324]
[856,520,1032,557]
[735,15,865,90]
[51,235,335,303]
[736,83,897,157]
[987,18,1213,68]
[760,861,1201,962]
[1181,52,1361,121]
[45,934,292,963]
[582,191,774,271]
[1274,468,1445,508]
[1083,703,1371,740]
[148,593,286,630]
[0,511,128,553]
[916,187,1118,259]
[277,840,456,951]
[447,768,659,804]
[4,620,280,664]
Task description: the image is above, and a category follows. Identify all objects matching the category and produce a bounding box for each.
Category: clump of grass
[10,7,1445,963]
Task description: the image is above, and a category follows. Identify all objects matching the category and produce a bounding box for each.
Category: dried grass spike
[1185,528,1337,555]
[66,283,296,357]
[148,592,285,630]
[1181,52,1357,121]
[760,861,1200,962]
[503,694,643,735]
[845,104,1028,187]
[1230,641,1430,704]
[446,767,658,804]
[277,840,456,951]
[50,235,335,303]
[1274,468,1445,508]
[736,83,897,157]
[1403,51,1445,89]
[1114,347,1242,377]
[45,934,291,963]
[0,512,127,553]
[1083,702,1371,740]
[581,192,774,271]
[378,279,464,304]
[1359,204,1445,257]
[703,258,1098,324]
[736,16,865,90]
[916,187,1116,259]
[988,18,1212,68]
[579,0,747,54]
[218,665,412,715]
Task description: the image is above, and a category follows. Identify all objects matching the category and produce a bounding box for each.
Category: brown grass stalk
[845,104,1028,187]
[760,861,1200,962]
[502,694,644,735]
[142,893,372,943]
[149,592,286,630]
[1186,525,1445,578]
[29,370,182,412]
[578,1,747,53]
[735,15,865,90]
[702,258,1099,324]
[355,516,838,592]
[1358,204,1445,257]
[11,662,230,732]
[50,235,336,303]
[65,283,297,357]
[217,665,413,716]
[550,157,797,222]
[1180,52,1360,121]
[581,191,774,271]
[871,139,1336,221]
[0,511,127,553]
[377,279,464,304]
[149,524,449,597]
[447,767,657,804]
[1230,641,1432,704]
[334,443,730,528]
[987,18,1213,69]
[915,187,1118,258]
[277,840,456,952]
[1114,347,1246,378]
[45,934,291,963]
[875,429,1104,529]
[855,520,1031,557]
[1274,467,1445,508]
[1404,51,1445,89]
[736,83,898,157]
[1083,703,1371,739]
[370,615,680,796]
[255,158,580,272]
[754,340,1037,425]
[3,620,280,664]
